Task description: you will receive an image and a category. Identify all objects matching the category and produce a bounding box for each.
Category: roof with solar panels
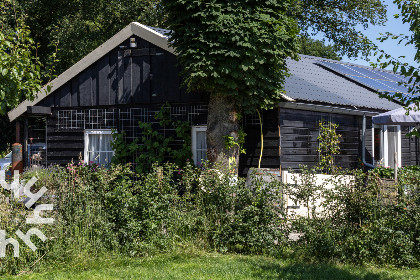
[145,26,405,111]
[285,54,405,111]
[8,24,405,122]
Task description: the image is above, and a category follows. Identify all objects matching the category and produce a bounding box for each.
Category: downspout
[362,114,375,168]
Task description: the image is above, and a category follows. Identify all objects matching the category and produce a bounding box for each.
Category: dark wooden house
[8,23,419,175]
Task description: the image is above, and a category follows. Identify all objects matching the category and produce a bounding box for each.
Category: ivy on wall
[317,120,341,174]
[111,104,192,174]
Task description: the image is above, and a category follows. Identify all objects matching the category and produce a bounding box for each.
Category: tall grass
[0,163,418,275]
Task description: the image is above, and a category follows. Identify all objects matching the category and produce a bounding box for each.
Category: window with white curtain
[372,125,401,168]
[192,126,207,165]
[84,130,114,166]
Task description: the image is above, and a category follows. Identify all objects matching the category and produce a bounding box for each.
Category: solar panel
[345,66,387,80]
[319,61,360,76]
[373,71,404,82]
[318,61,410,94]
[381,81,408,93]
[352,76,397,92]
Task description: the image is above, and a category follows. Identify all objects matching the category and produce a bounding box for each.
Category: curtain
[196,130,207,165]
[387,126,398,168]
[87,133,113,166]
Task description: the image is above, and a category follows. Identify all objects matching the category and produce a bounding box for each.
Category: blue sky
[340,0,418,68]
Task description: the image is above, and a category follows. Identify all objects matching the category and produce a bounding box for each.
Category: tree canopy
[18,0,165,76]
[369,1,420,106]
[299,36,341,60]
[0,0,45,115]
[162,0,300,112]
[296,0,387,58]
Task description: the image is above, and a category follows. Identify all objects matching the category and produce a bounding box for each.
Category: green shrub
[286,167,420,267]
[3,162,418,275]
[369,166,394,179]
[1,162,286,275]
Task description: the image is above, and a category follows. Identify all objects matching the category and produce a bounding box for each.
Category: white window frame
[84,129,114,165]
[191,126,207,165]
[372,124,401,167]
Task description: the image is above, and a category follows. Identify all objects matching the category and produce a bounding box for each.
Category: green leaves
[162,0,300,112]
[111,104,192,174]
[317,121,341,174]
[0,9,44,115]
[372,1,420,111]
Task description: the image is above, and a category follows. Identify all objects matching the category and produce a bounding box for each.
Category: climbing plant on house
[317,120,341,174]
[111,104,191,174]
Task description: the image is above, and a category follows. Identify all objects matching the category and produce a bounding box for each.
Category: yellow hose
[257,109,263,169]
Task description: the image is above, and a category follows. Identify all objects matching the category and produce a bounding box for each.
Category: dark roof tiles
[285,55,400,110]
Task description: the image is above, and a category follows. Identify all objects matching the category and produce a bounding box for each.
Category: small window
[192,126,207,165]
[372,125,401,168]
[84,130,114,166]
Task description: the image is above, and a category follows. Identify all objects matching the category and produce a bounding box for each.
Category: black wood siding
[38,35,208,108]
[279,108,418,170]
[46,118,84,165]
[279,108,365,170]
[239,109,280,176]
[401,126,419,166]
[45,105,208,167]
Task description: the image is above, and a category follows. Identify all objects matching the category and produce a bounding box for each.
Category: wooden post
[11,143,23,174]
[45,117,48,167]
[394,151,398,183]
[278,107,282,174]
[12,122,23,174]
[24,118,28,169]
[157,167,163,187]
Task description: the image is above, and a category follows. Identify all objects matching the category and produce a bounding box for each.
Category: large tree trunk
[206,94,240,173]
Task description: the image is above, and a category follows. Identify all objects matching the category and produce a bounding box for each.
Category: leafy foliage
[162,0,300,112]
[317,121,341,174]
[223,129,246,155]
[2,162,286,274]
[285,166,420,266]
[111,104,192,174]
[298,36,342,60]
[15,0,165,76]
[0,1,45,114]
[295,0,387,59]
[370,1,420,126]
[369,166,395,179]
[2,162,419,274]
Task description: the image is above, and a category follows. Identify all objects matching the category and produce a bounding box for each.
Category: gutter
[362,114,375,169]
[279,102,379,116]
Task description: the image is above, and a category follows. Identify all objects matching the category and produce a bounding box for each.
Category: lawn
[4,252,420,280]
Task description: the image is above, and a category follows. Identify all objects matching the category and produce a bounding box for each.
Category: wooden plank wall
[38,35,207,108]
[45,105,208,167]
[279,108,364,170]
[239,109,280,176]
[402,126,419,166]
[364,118,374,166]
[46,117,84,165]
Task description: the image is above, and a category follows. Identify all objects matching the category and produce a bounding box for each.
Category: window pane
[87,133,113,166]
[197,131,206,150]
[194,130,207,165]
[99,134,112,151]
[197,150,207,164]
[387,126,398,168]
[88,134,100,152]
